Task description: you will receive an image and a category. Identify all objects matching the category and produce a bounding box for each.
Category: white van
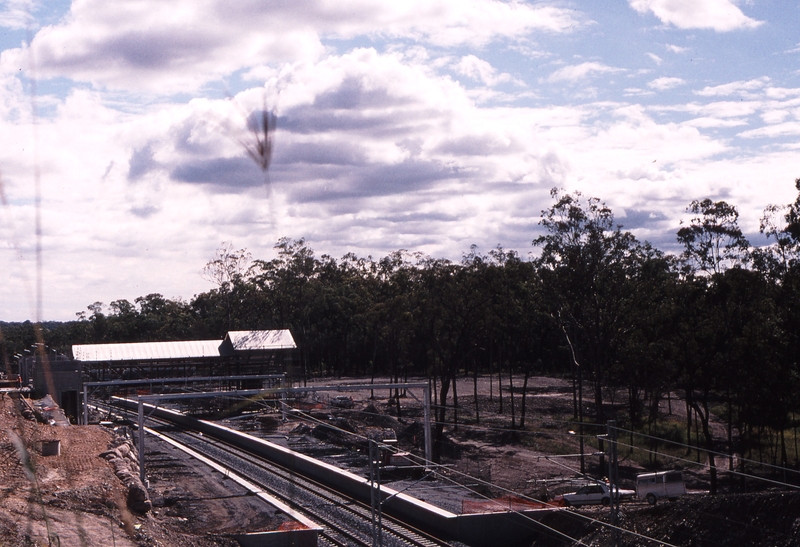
[635,470,686,505]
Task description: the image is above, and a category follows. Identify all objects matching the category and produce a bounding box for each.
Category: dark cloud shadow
[434,134,522,156]
[130,205,160,218]
[170,156,264,191]
[279,159,468,204]
[128,143,157,181]
[619,208,668,230]
[313,76,409,110]
[277,140,367,165]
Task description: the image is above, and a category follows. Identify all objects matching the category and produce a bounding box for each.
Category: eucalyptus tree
[199,243,254,331]
[104,299,141,342]
[675,198,751,494]
[611,246,679,428]
[73,302,108,342]
[471,246,549,429]
[405,254,492,460]
[248,238,320,381]
[306,252,379,377]
[750,181,800,469]
[677,199,750,275]
[534,188,646,424]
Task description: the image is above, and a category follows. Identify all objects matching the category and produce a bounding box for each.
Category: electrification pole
[369,439,383,547]
[608,420,619,547]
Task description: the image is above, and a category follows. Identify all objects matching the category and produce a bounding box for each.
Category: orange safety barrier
[277,521,309,531]
[461,495,563,514]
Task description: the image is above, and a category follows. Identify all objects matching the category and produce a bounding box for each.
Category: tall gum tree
[675,198,750,495]
[752,181,800,472]
[534,189,645,426]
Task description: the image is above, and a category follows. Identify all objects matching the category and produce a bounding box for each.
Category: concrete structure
[40,440,61,456]
[31,359,82,421]
[118,398,558,547]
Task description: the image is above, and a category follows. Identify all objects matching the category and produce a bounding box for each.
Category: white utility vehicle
[636,470,686,505]
[560,482,636,507]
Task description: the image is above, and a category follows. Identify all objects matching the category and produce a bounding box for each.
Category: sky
[0,0,799,321]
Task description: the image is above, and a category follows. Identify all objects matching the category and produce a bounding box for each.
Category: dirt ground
[0,392,281,547]
[2,374,798,547]
[265,375,800,546]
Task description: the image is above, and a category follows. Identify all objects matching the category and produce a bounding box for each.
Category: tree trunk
[727,388,733,472]
[685,393,693,456]
[691,398,718,495]
[594,375,604,424]
[452,367,459,431]
[628,385,639,426]
[433,374,452,463]
[572,358,579,420]
[780,428,789,469]
[473,361,480,424]
[520,370,530,428]
[509,362,516,429]
[488,340,493,403]
[497,345,503,414]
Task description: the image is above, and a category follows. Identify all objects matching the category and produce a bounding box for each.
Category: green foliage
[5,181,800,473]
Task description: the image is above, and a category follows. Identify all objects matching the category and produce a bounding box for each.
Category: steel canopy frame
[82,374,286,425]
[132,383,432,484]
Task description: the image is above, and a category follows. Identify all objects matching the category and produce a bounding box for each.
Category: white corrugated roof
[225,330,296,350]
[72,340,222,362]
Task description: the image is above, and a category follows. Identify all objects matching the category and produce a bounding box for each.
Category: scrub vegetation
[4,181,800,483]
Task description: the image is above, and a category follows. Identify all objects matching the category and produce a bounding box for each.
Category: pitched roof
[219,330,296,356]
[72,340,221,362]
[72,330,296,362]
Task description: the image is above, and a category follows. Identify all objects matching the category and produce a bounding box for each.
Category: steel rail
[150,419,451,547]
[101,401,451,547]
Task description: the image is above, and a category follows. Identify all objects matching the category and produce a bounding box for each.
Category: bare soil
[2,374,798,547]
[262,375,800,546]
[0,393,278,547]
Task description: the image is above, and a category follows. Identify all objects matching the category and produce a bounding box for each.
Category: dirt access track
[2,374,800,547]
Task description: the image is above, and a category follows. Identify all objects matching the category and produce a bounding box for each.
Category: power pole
[369,439,383,547]
[608,420,619,547]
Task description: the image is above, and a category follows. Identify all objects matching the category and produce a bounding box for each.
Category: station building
[21,330,298,421]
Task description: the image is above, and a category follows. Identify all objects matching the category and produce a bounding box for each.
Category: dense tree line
[4,182,800,472]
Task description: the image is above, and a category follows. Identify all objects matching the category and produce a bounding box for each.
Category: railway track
[106,404,453,547]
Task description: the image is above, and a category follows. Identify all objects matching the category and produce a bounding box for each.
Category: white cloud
[647,52,662,64]
[681,117,747,128]
[547,62,623,83]
[764,87,800,100]
[5,42,767,319]
[629,0,763,32]
[695,77,770,97]
[656,99,760,120]
[2,3,800,321]
[648,77,685,91]
[454,55,519,86]
[0,0,585,93]
[0,0,34,30]
[738,122,800,139]
[761,110,790,124]
[665,44,689,53]
[508,44,550,59]
[624,87,655,97]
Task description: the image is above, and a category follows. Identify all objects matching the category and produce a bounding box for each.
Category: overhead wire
[273,398,683,547]
[141,386,800,546]
[614,438,800,491]
[615,425,800,478]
